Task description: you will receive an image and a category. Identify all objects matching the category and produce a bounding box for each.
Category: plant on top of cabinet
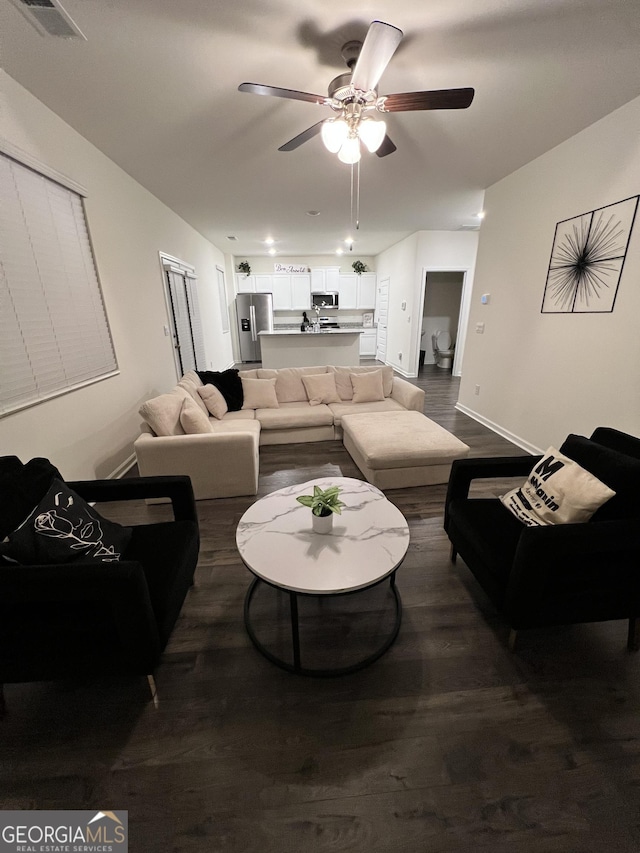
[352,260,367,275]
[237,261,251,276]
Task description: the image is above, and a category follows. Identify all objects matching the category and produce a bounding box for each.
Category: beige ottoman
[341,411,470,489]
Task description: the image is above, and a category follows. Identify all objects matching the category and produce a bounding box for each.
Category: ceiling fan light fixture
[358,118,386,153]
[338,136,361,164]
[321,118,349,154]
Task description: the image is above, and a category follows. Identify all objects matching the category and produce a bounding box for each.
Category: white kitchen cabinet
[236,274,255,293]
[338,274,358,309]
[359,330,377,357]
[270,275,291,310]
[254,274,273,294]
[290,274,311,310]
[311,267,340,292]
[357,273,377,309]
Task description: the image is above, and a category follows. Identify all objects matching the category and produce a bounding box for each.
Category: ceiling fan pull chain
[356,159,361,231]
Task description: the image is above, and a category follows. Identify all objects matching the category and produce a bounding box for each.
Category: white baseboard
[107,453,137,479]
[455,403,542,455]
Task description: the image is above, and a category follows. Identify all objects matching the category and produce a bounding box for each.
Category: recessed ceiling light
[336,248,344,255]
[344,237,354,245]
[306,210,320,217]
[268,247,277,255]
[264,237,275,245]
[477,211,486,220]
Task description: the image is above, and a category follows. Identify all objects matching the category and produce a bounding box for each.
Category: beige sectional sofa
[134,365,424,500]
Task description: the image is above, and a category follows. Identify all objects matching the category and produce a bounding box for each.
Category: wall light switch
[475,322,485,334]
[163,325,170,337]
[401,300,407,311]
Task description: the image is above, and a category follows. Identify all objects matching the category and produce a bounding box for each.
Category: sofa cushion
[239,369,260,380]
[241,377,279,409]
[351,369,384,403]
[179,397,214,434]
[177,377,209,416]
[330,365,394,400]
[302,372,341,406]
[198,384,228,419]
[220,409,256,421]
[258,366,328,403]
[500,447,615,527]
[139,387,189,436]
[328,399,405,426]
[209,419,261,437]
[256,402,334,430]
[196,369,243,411]
[0,478,132,565]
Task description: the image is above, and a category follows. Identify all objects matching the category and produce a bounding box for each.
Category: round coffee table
[236,476,410,676]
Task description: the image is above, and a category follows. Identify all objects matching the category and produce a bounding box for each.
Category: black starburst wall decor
[541,195,639,313]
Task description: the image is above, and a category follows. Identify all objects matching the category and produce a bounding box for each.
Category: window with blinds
[0,149,118,417]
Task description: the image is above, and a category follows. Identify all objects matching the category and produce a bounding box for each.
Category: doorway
[417,269,470,377]
[160,254,206,378]
[376,277,389,362]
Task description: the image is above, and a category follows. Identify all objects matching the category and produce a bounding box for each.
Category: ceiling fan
[238,20,474,163]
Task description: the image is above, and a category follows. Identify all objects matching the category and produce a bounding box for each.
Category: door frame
[159,252,198,380]
[413,266,473,377]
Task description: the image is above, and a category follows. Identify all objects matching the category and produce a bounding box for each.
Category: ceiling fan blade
[375,135,397,157]
[278,121,325,152]
[350,21,403,93]
[381,88,475,112]
[238,82,328,105]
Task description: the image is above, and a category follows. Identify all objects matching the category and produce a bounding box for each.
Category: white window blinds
[163,263,206,374]
[0,151,118,416]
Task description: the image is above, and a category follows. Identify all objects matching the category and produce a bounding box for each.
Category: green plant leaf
[296,495,314,507]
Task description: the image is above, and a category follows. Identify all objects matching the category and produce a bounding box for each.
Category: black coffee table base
[243,572,402,677]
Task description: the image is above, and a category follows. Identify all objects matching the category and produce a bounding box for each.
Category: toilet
[432,330,455,369]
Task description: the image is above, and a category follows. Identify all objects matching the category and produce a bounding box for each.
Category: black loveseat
[0,457,199,707]
[444,427,640,649]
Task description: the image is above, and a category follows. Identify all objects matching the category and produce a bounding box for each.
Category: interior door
[163,261,206,377]
[376,277,389,362]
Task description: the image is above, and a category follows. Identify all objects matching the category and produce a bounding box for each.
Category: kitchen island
[258,328,363,368]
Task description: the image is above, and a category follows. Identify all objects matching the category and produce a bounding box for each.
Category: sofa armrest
[68,475,197,523]
[390,377,425,412]
[444,455,540,530]
[0,561,162,677]
[505,519,640,627]
[134,430,259,500]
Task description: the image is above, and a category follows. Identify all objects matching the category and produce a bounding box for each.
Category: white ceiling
[2,0,640,258]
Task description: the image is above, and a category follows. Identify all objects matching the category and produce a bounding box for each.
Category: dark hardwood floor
[3,366,640,852]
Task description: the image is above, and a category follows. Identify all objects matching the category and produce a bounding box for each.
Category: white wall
[376,231,479,376]
[0,72,233,479]
[458,95,640,452]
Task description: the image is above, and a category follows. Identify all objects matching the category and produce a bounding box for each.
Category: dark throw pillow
[0,478,132,565]
[0,456,63,540]
[196,369,244,411]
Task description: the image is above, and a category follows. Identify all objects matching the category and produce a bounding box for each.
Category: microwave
[311,292,339,309]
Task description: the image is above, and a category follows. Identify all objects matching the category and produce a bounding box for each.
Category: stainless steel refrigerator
[236,293,273,361]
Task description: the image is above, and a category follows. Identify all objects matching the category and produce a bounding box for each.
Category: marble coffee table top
[236,476,410,594]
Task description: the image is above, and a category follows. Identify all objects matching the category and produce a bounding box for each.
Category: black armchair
[444,427,640,649]
[0,459,199,708]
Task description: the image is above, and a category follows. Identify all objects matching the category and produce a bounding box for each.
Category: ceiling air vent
[9,0,87,39]
[459,224,480,231]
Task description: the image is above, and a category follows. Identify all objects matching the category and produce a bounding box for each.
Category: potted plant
[237,260,251,276]
[352,260,367,275]
[297,484,345,534]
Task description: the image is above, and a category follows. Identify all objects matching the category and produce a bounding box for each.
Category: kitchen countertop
[258,328,364,336]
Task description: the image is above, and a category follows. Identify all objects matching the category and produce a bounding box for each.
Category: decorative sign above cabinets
[274,264,309,273]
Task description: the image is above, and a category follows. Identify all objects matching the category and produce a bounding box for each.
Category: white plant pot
[312,512,333,534]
